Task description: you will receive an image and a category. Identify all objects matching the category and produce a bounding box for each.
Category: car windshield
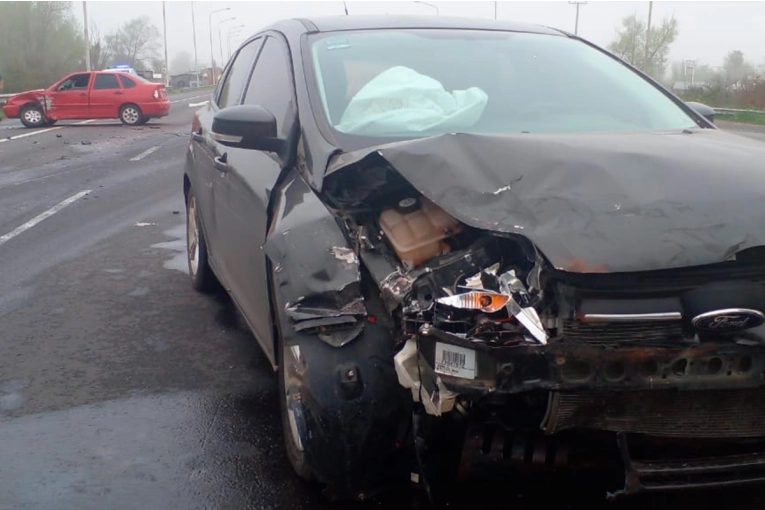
[309,29,698,144]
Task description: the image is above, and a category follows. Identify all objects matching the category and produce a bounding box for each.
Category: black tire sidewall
[277,333,315,481]
[185,189,216,293]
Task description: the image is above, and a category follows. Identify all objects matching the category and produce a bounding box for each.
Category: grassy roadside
[715,111,765,126]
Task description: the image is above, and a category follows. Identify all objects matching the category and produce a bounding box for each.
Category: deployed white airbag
[336,66,488,135]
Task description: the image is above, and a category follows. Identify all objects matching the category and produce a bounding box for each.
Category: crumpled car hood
[327,129,765,273]
[8,89,46,101]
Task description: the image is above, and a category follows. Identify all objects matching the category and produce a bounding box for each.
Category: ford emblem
[692,308,765,332]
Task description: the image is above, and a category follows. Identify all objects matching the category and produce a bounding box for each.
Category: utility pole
[162,1,169,86]
[343,1,348,15]
[83,1,91,71]
[191,2,199,85]
[568,1,586,36]
[644,1,653,72]
[494,1,497,20]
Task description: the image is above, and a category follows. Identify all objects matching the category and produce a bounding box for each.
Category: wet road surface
[2,100,765,509]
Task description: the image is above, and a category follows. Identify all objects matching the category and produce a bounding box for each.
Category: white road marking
[188,101,209,108]
[0,119,97,144]
[130,145,161,161]
[0,127,61,143]
[0,190,91,247]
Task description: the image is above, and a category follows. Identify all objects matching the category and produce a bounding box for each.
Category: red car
[2,71,170,128]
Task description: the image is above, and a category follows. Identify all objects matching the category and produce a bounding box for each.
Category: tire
[276,313,316,482]
[119,104,144,126]
[185,188,217,293]
[138,117,150,125]
[20,104,46,128]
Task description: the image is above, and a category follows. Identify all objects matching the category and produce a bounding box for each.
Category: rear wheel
[186,188,216,292]
[20,104,45,128]
[119,104,143,126]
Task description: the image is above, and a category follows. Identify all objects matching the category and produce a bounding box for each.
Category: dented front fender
[265,169,366,346]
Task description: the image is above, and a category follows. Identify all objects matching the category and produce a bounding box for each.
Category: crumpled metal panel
[264,170,364,323]
[326,129,765,273]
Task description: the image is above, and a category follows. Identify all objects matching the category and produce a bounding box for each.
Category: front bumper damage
[395,322,765,496]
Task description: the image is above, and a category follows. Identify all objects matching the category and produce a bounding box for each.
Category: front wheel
[20,104,46,128]
[279,334,316,481]
[119,104,144,126]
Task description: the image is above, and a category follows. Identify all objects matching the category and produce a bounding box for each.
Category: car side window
[57,73,92,91]
[94,74,120,90]
[217,38,263,109]
[243,36,295,139]
[118,75,136,89]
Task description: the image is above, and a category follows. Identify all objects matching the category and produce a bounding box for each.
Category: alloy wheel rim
[123,107,139,124]
[187,197,199,275]
[24,109,42,124]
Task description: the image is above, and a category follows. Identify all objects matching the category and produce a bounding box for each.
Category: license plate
[434,342,476,379]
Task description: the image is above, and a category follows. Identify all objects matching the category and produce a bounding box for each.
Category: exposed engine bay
[300,152,765,498]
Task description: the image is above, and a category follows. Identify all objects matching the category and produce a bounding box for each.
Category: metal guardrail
[713,107,765,115]
[0,93,12,106]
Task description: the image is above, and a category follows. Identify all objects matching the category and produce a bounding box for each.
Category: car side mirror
[211,105,283,152]
[685,101,715,124]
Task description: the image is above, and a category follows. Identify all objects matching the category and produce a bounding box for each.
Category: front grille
[544,389,765,438]
[562,319,686,345]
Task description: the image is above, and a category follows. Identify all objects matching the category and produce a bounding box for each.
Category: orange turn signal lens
[436,292,510,313]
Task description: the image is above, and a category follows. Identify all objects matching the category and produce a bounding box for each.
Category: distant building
[169,67,222,88]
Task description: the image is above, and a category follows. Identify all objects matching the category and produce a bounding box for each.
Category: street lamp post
[218,17,236,68]
[568,1,587,36]
[227,25,245,60]
[414,1,439,15]
[83,1,91,71]
[162,1,169,86]
[191,2,199,85]
[208,7,230,84]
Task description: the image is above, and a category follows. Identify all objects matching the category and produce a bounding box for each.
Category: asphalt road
[2,102,765,510]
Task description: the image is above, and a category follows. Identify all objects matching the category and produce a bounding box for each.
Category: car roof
[288,14,564,36]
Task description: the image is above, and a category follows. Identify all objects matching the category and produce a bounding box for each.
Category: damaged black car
[183,15,765,500]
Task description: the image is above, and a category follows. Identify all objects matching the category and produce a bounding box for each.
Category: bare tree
[608,14,678,80]
[723,51,755,90]
[89,24,112,71]
[105,16,161,70]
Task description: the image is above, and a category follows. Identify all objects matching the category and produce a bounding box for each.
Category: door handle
[114,91,123,95]
[214,154,229,173]
[191,129,205,143]
[80,93,87,97]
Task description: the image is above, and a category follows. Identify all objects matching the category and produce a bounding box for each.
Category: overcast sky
[75,1,765,71]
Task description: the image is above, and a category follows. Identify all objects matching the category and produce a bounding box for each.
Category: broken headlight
[436,291,509,314]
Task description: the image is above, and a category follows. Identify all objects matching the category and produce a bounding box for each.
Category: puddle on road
[151,224,188,274]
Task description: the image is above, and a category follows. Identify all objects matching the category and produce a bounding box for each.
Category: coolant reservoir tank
[379,197,462,269]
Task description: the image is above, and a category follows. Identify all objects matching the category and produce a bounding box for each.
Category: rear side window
[94,74,120,90]
[119,75,136,88]
[217,38,262,108]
